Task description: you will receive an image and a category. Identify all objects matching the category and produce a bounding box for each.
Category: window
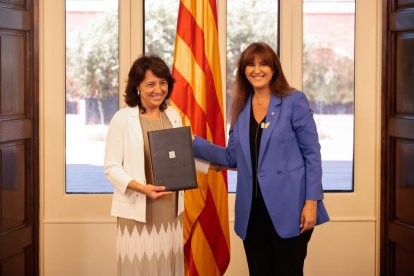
[144,0,279,193]
[65,0,119,193]
[68,0,355,193]
[303,0,355,191]
[226,0,279,192]
[144,0,179,68]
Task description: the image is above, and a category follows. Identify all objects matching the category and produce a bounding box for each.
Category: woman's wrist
[304,200,317,206]
[128,180,145,194]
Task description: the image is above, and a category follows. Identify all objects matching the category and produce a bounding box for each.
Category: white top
[104,105,209,222]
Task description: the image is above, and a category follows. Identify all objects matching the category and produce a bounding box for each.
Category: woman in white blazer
[104,56,207,276]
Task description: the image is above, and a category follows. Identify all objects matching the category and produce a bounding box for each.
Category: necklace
[255,102,266,115]
[253,94,269,116]
[143,111,164,131]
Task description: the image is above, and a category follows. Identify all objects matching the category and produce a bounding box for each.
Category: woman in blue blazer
[193,42,329,276]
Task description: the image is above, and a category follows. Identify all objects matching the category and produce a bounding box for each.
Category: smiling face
[137,69,169,112]
[244,57,274,92]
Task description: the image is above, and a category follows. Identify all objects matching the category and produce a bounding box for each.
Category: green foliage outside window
[145,1,178,68]
[303,36,354,114]
[66,12,119,124]
[226,0,278,117]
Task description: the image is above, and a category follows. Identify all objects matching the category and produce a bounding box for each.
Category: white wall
[40,0,382,275]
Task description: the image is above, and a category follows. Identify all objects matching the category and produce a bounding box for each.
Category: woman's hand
[209,164,222,172]
[128,180,172,199]
[300,200,317,233]
[141,184,173,199]
[209,164,237,172]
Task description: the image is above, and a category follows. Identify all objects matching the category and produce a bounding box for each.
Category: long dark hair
[230,42,294,126]
[124,55,175,111]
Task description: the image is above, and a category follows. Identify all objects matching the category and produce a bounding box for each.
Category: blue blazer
[193,91,329,239]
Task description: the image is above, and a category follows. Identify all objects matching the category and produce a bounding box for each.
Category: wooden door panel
[389,223,414,252]
[0,32,25,115]
[0,9,30,31]
[2,252,26,276]
[382,1,414,275]
[0,120,32,143]
[1,143,26,230]
[0,0,38,275]
[3,0,26,6]
[395,140,414,226]
[389,118,414,138]
[397,0,414,7]
[0,225,32,258]
[395,246,414,275]
[0,0,26,6]
[395,34,414,115]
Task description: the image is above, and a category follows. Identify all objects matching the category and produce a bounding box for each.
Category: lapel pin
[260,122,270,129]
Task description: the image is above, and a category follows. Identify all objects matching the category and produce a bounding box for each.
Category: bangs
[147,60,170,80]
[240,44,275,68]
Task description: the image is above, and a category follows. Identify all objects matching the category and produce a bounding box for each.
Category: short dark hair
[124,55,175,111]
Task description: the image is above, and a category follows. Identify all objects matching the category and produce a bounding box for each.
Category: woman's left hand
[143,184,173,199]
[300,200,317,233]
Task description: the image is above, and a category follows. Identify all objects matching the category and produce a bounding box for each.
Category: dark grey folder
[147,126,198,191]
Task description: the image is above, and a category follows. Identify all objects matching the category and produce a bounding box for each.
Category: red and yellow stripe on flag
[171,0,230,275]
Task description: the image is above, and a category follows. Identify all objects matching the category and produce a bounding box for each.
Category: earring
[137,89,140,96]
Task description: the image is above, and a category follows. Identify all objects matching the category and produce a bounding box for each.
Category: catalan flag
[171,0,230,275]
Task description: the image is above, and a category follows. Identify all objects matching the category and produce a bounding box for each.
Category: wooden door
[0,0,39,275]
[381,0,414,275]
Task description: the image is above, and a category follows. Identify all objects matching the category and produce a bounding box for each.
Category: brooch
[260,122,270,129]
[260,112,275,129]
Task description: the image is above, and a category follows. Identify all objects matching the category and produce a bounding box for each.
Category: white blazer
[104,105,206,222]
